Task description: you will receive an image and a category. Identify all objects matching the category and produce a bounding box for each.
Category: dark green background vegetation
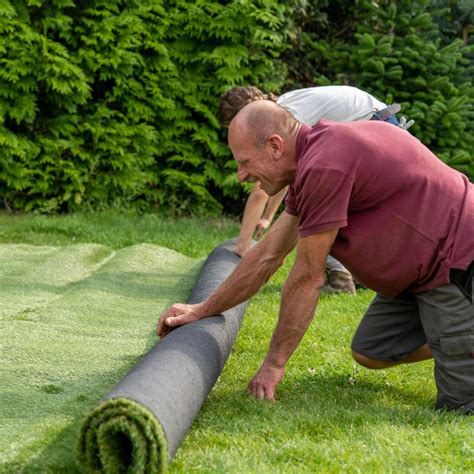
[1,0,472,215]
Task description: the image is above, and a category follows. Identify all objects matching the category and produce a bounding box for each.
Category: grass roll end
[77,398,168,474]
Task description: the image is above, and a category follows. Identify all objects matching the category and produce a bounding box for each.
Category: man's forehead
[228,120,248,148]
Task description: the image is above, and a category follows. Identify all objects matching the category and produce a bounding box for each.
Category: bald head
[228,100,300,196]
[229,100,299,148]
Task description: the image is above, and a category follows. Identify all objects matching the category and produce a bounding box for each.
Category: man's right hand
[156,303,203,338]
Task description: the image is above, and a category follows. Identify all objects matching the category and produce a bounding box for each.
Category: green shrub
[0,0,296,214]
[283,0,474,180]
[1,1,471,215]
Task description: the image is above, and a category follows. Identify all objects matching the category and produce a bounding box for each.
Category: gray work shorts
[351,281,473,413]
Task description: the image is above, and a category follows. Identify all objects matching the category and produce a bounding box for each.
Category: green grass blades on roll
[78,398,167,474]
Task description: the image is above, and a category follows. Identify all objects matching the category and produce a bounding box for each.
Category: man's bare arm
[157,211,300,337]
[248,227,338,400]
[234,182,269,256]
[255,186,289,239]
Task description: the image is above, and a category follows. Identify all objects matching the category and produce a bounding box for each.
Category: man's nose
[237,167,249,183]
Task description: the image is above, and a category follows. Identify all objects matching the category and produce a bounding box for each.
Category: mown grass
[1,211,472,473]
[0,211,240,257]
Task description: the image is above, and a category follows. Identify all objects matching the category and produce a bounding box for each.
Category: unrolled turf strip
[77,239,249,473]
[1,243,200,471]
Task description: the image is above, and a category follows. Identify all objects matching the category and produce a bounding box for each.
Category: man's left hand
[254,218,271,240]
[247,360,285,401]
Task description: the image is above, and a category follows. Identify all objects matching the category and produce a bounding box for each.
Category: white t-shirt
[276,86,387,125]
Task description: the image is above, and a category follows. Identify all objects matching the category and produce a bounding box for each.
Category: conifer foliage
[0,0,293,213]
[284,0,474,179]
[1,1,472,214]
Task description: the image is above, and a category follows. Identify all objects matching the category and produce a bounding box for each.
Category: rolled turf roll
[77,239,249,473]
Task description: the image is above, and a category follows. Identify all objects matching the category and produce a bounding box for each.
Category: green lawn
[1,211,472,473]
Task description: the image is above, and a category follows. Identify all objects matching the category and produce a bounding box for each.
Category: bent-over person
[219,85,409,294]
[158,100,473,414]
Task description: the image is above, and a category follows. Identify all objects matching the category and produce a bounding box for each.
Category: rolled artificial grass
[77,239,249,473]
[79,399,167,473]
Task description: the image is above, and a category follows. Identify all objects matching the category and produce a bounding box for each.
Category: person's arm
[247,227,338,401]
[234,182,269,257]
[157,211,300,337]
[254,186,289,240]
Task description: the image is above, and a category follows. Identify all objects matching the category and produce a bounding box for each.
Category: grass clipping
[78,398,167,473]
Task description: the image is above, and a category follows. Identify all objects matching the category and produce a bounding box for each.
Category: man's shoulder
[298,120,398,180]
[302,120,374,155]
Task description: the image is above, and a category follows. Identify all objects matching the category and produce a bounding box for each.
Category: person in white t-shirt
[218,85,410,294]
[277,85,388,123]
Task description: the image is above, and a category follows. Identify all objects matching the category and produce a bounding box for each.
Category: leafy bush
[283,0,474,180]
[0,0,296,213]
[1,0,471,215]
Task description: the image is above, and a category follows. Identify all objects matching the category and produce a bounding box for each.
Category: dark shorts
[351,272,474,413]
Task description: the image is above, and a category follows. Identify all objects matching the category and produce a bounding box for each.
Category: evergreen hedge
[0,0,472,214]
[0,0,295,213]
[283,0,474,180]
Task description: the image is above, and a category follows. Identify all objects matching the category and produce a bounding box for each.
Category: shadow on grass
[2,423,84,473]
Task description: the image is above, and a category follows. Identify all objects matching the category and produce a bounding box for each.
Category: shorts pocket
[440,332,474,356]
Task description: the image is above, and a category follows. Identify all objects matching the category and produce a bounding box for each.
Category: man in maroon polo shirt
[157,100,473,413]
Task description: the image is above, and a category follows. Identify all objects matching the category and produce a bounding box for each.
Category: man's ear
[268,134,284,161]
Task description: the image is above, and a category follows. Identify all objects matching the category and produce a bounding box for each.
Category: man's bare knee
[352,350,396,369]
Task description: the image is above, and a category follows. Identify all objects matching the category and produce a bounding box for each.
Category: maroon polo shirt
[285,120,474,298]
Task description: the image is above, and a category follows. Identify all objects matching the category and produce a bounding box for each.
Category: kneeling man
[158,100,473,413]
